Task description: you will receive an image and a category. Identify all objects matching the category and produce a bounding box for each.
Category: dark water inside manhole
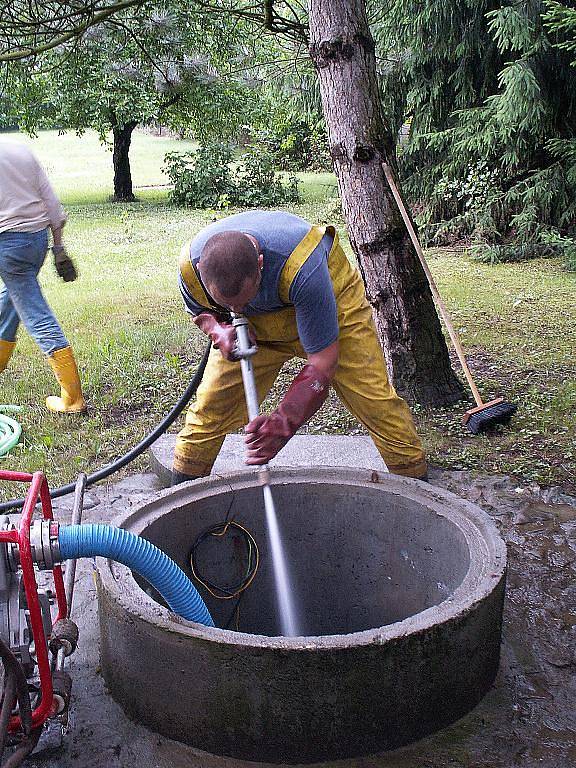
[133,481,471,636]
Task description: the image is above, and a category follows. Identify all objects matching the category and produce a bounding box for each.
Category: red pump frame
[0,470,67,731]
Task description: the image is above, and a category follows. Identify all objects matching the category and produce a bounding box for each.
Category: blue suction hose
[58,524,214,627]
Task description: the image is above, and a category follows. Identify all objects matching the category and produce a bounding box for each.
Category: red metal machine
[0,470,81,762]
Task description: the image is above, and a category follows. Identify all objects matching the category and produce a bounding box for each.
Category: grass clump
[0,130,574,501]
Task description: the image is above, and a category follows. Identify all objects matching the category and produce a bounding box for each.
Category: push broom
[382,163,517,434]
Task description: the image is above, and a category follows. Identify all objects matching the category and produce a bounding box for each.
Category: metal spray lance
[231,313,299,636]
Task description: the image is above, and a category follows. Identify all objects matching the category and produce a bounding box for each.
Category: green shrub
[235,146,299,206]
[164,142,300,209]
[164,143,234,208]
[251,114,332,172]
[474,231,576,269]
[306,125,332,172]
[416,160,576,269]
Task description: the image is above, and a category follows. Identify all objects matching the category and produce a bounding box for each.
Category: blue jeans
[0,229,69,355]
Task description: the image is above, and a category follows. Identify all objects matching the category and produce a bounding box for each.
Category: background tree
[377,0,576,268]
[545,0,576,56]
[1,0,465,406]
[5,5,253,200]
[0,1,306,63]
[308,0,463,405]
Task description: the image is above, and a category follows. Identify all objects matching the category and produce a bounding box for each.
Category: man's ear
[258,253,264,271]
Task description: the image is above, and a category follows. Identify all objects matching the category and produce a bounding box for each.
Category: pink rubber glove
[194,313,238,360]
[245,364,330,464]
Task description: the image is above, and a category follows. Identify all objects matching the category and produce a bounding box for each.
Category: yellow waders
[174,227,427,479]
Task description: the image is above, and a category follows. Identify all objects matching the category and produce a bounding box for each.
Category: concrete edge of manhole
[96,467,507,650]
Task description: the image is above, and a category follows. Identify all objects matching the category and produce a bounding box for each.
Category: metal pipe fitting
[29,521,61,571]
[231,314,258,360]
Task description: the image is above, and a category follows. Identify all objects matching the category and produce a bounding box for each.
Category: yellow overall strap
[178,242,221,311]
[278,225,337,304]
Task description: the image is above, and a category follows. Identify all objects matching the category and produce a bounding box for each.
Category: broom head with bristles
[462,397,518,435]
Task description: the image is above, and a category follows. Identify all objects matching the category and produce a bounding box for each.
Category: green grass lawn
[6,129,198,204]
[0,129,574,501]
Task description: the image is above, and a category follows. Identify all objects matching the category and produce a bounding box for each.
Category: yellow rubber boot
[46,346,87,414]
[0,340,16,373]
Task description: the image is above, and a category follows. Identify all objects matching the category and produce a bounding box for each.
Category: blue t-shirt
[179,210,339,354]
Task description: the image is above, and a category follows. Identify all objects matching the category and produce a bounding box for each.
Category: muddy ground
[19,468,576,768]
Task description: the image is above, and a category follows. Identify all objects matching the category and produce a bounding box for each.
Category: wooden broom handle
[382,163,483,407]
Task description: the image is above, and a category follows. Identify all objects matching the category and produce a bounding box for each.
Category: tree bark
[111,117,137,202]
[309,0,464,407]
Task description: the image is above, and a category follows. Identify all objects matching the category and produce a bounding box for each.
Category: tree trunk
[111,118,137,202]
[309,0,464,407]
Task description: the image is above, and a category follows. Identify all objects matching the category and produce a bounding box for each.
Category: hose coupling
[29,520,61,570]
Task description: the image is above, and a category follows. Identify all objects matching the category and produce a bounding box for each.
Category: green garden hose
[0,406,23,457]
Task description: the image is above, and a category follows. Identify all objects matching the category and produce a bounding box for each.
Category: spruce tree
[378,0,576,268]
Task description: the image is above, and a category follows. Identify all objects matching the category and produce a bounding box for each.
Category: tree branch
[0,0,148,61]
[0,0,308,62]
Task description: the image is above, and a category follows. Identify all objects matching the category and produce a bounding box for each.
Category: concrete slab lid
[148,433,387,485]
[99,467,507,651]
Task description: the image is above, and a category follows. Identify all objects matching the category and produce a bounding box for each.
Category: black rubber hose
[0,672,16,761]
[0,341,212,513]
[0,639,31,736]
[1,726,42,768]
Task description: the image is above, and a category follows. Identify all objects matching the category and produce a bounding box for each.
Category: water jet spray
[231,313,300,637]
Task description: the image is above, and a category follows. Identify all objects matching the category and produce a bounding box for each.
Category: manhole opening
[133,482,471,636]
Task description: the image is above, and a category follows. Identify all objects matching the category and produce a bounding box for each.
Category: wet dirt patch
[395,468,576,768]
[28,468,576,768]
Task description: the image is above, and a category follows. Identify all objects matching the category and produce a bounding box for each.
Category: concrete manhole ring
[96,467,507,763]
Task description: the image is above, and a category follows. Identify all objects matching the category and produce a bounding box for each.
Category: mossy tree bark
[309,0,464,406]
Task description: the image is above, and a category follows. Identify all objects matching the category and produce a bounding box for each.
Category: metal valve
[232,314,258,360]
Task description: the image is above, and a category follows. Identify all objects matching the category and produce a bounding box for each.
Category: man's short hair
[199,231,259,298]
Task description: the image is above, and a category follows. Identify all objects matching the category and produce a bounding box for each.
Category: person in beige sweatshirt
[0,141,86,413]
